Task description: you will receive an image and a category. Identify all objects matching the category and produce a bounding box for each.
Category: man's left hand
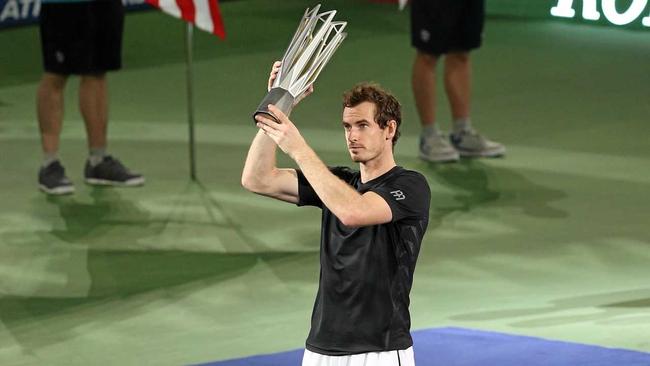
[255,104,308,160]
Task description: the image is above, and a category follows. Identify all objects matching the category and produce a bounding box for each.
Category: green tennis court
[1,0,649,365]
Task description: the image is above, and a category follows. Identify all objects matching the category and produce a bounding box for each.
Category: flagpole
[147,0,226,180]
[185,22,197,181]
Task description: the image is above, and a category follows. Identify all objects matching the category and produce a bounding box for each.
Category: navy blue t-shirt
[297,166,431,355]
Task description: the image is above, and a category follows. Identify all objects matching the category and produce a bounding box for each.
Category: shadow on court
[410,159,568,230]
[0,182,307,352]
[46,187,152,244]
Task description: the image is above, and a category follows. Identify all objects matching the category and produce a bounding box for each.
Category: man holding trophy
[242,6,430,365]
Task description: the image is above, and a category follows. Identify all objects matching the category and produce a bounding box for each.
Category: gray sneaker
[419,132,460,163]
[450,129,506,158]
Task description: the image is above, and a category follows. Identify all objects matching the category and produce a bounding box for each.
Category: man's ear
[386,120,397,140]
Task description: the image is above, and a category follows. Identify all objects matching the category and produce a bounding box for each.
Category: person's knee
[41,72,68,91]
[81,73,107,83]
[446,52,471,65]
[415,51,438,67]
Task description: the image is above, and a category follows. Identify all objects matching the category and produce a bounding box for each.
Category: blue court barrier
[196,327,650,366]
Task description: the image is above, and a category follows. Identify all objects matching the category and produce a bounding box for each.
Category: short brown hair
[342,82,402,146]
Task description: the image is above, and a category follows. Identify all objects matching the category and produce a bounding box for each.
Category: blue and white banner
[0,0,151,30]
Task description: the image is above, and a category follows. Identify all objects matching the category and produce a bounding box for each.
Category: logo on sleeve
[390,190,406,201]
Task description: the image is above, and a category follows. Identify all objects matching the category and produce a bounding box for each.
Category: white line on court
[2,120,649,185]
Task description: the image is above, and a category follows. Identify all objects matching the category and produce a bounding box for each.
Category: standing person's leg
[411,0,460,162]
[79,73,108,165]
[447,0,505,158]
[36,2,76,195]
[82,0,144,186]
[444,52,472,125]
[412,51,438,130]
[37,72,75,194]
[37,72,68,162]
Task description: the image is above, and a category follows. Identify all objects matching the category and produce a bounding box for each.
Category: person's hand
[267,61,282,92]
[267,61,314,107]
[294,84,314,106]
[255,104,307,159]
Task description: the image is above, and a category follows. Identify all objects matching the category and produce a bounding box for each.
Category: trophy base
[253,87,295,124]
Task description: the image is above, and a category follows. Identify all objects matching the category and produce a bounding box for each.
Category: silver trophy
[254,4,347,123]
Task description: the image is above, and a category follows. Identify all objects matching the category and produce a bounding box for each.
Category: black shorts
[39,0,125,75]
[410,0,485,56]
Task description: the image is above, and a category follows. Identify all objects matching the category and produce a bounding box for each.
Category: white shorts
[302,347,415,366]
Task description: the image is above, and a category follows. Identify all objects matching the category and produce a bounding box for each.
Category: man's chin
[349,154,365,163]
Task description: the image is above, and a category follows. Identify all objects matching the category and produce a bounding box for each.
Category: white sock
[421,124,441,137]
[42,152,59,168]
[452,118,472,134]
[88,147,107,167]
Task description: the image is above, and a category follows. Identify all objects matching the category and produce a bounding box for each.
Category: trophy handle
[253,87,296,123]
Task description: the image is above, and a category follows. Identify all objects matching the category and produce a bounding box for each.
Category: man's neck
[359,153,396,183]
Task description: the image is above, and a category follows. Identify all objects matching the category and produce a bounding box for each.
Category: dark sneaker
[84,156,145,187]
[39,161,75,195]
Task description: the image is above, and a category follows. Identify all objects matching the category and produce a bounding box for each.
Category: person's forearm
[241,130,279,191]
[292,146,363,224]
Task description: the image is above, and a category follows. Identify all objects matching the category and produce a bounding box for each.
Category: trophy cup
[253,4,347,123]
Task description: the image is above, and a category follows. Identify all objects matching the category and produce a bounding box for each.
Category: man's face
[342,101,393,163]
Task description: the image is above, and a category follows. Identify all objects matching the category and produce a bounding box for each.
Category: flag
[146,0,226,39]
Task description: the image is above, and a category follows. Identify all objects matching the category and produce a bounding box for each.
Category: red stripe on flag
[208,0,226,39]
[146,0,225,40]
[176,0,196,23]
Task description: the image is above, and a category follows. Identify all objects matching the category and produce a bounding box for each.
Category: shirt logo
[390,190,406,201]
[420,29,430,43]
[55,51,65,63]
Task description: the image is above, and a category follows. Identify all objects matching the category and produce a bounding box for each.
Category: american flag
[146,0,226,39]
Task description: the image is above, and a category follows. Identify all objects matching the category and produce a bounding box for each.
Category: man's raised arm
[241,61,311,204]
[241,129,300,204]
